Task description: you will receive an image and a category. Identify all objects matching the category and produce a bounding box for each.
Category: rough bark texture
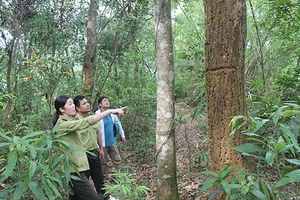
[154,0,179,199]
[83,0,98,100]
[204,0,247,173]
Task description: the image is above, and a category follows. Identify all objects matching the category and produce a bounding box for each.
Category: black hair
[73,95,85,111]
[52,95,70,127]
[98,96,108,104]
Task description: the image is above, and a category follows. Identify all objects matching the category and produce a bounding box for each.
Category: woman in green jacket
[52,95,125,200]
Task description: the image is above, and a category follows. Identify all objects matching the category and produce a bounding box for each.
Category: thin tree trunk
[83,0,98,100]
[2,42,14,128]
[2,29,21,128]
[249,0,265,86]
[154,0,179,199]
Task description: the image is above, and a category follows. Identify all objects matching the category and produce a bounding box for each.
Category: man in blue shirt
[95,96,127,180]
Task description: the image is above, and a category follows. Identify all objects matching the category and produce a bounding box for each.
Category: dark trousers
[85,150,106,196]
[69,171,101,200]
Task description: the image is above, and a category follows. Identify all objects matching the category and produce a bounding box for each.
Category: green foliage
[275,66,300,102]
[201,100,300,199]
[200,164,270,200]
[173,0,206,104]
[0,128,74,199]
[105,172,150,200]
[192,149,209,167]
[128,131,156,163]
[226,101,300,198]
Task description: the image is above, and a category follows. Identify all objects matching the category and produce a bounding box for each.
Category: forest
[0,0,299,199]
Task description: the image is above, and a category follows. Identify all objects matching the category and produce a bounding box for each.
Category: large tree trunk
[83,0,98,100]
[154,0,179,199]
[204,0,247,173]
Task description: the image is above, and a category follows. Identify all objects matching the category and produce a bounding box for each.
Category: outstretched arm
[92,107,127,122]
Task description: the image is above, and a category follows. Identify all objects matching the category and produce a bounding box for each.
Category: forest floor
[108,103,210,199]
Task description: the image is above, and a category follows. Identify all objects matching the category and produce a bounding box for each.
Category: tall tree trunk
[2,40,14,128]
[154,0,179,199]
[204,0,247,173]
[83,0,98,100]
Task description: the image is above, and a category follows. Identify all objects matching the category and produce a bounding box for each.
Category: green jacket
[76,114,100,151]
[55,115,95,172]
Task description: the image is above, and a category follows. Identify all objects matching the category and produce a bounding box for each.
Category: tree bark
[2,41,14,128]
[204,0,247,173]
[154,0,179,199]
[83,0,98,100]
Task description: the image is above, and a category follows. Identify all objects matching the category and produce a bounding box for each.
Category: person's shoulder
[95,109,101,114]
[59,115,69,121]
[76,113,84,119]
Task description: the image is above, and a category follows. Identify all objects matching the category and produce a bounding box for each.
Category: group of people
[52,95,127,200]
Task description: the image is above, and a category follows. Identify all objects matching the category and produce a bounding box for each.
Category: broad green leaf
[51,154,64,168]
[200,170,219,177]
[286,159,300,165]
[221,180,230,195]
[220,163,231,171]
[199,177,219,193]
[243,132,260,137]
[13,181,23,200]
[13,136,21,144]
[282,109,300,117]
[3,149,18,179]
[45,178,62,198]
[229,115,246,131]
[282,165,294,177]
[0,131,13,142]
[275,177,291,188]
[285,169,300,180]
[22,131,44,140]
[0,190,8,199]
[250,186,266,200]
[274,141,286,153]
[241,152,266,161]
[28,181,45,200]
[241,185,249,195]
[54,139,74,150]
[245,137,266,144]
[280,124,300,151]
[42,178,54,200]
[261,181,273,199]
[275,170,300,188]
[219,168,234,179]
[0,143,11,148]
[29,146,37,159]
[265,151,276,165]
[29,162,37,180]
[224,183,241,189]
[232,143,266,153]
[272,109,281,125]
[253,119,269,132]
